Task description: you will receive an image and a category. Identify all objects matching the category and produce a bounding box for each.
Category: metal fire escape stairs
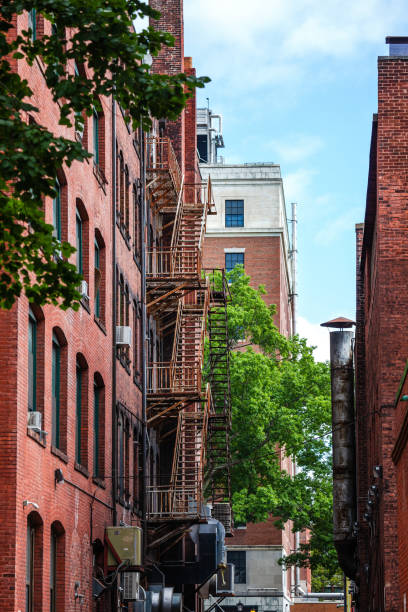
[145,136,215,541]
[205,270,233,534]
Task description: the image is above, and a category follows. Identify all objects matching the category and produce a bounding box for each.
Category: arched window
[26,512,43,611]
[28,309,37,412]
[53,179,61,241]
[93,373,105,480]
[93,101,105,173]
[51,328,67,453]
[94,230,105,323]
[50,522,65,612]
[52,170,68,248]
[75,354,89,469]
[76,199,89,302]
[133,181,142,265]
[27,306,45,421]
[125,164,130,236]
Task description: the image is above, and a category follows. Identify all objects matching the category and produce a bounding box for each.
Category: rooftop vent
[386,36,408,56]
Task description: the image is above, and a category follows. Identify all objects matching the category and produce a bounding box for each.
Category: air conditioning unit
[27,411,42,432]
[122,571,140,600]
[54,248,63,261]
[79,280,89,299]
[116,325,132,347]
[105,526,142,568]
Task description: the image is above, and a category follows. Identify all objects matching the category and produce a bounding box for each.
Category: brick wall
[0,12,143,610]
[355,55,408,612]
[150,0,185,173]
[202,235,290,331]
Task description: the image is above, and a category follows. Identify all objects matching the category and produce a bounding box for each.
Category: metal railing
[146,247,201,279]
[145,136,182,196]
[147,361,201,394]
[146,484,202,519]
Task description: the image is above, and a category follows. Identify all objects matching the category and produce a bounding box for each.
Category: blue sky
[182,0,408,360]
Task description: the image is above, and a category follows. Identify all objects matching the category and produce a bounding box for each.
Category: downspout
[140,126,148,563]
[111,94,117,528]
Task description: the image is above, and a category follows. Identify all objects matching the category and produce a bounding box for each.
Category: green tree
[211,266,338,579]
[0,1,208,309]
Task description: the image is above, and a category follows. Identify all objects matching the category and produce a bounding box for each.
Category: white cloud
[269,134,324,164]
[314,207,361,246]
[297,315,330,362]
[185,0,408,92]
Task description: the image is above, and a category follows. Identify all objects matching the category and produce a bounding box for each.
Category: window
[50,522,65,611]
[52,334,61,448]
[93,375,105,479]
[28,9,37,41]
[227,550,246,583]
[225,252,244,273]
[93,108,99,166]
[225,200,244,227]
[28,309,37,412]
[26,521,35,611]
[125,165,130,234]
[94,231,105,322]
[94,239,101,317]
[76,209,83,274]
[133,423,143,511]
[50,529,56,611]
[197,134,208,163]
[75,361,82,464]
[76,355,89,468]
[26,514,43,611]
[133,181,142,264]
[53,180,61,241]
[51,328,67,452]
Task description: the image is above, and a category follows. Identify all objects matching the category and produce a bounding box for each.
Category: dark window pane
[52,335,60,448]
[93,110,99,165]
[76,211,83,274]
[28,311,37,412]
[53,180,61,240]
[225,200,244,227]
[227,550,246,583]
[225,252,244,273]
[197,134,208,163]
[76,365,82,464]
[94,385,100,477]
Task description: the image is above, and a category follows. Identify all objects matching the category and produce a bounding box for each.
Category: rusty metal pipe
[329,329,357,579]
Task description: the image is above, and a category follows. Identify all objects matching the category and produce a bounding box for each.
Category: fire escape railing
[204,269,232,509]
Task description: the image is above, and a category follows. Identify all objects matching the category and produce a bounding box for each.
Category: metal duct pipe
[329,328,357,579]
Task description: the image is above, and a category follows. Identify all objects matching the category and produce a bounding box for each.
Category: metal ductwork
[321,317,357,580]
[159,520,225,585]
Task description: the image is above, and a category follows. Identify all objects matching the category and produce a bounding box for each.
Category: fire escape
[205,270,233,534]
[145,136,216,553]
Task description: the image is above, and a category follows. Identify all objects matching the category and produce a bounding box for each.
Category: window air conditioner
[122,571,140,600]
[116,326,132,347]
[79,280,89,299]
[27,411,42,432]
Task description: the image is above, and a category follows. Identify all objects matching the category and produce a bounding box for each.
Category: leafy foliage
[213,266,338,578]
[0,1,209,309]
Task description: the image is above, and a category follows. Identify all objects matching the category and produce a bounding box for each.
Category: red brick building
[0,9,147,611]
[0,3,233,612]
[354,37,408,612]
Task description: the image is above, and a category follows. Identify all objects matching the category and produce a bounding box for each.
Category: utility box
[216,563,234,595]
[105,526,142,568]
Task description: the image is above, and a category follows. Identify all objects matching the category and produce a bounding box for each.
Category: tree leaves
[0,1,209,309]
[217,268,337,578]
